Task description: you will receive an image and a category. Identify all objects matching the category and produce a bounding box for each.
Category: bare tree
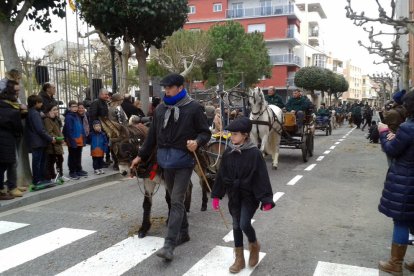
[345,0,414,90]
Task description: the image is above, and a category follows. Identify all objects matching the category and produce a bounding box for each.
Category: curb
[0,173,122,213]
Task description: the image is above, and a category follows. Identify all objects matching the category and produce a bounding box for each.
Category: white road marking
[313,261,378,276]
[339,139,344,141]
[223,220,255,243]
[316,156,324,161]
[335,142,340,145]
[57,235,164,276]
[0,181,121,218]
[287,175,303,186]
[0,228,95,273]
[329,146,336,150]
[305,164,317,171]
[183,246,265,276]
[342,136,347,139]
[0,221,29,235]
[323,150,331,155]
[273,192,284,203]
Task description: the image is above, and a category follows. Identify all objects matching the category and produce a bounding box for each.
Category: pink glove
[212,198,220,210]
[262,203,272,211]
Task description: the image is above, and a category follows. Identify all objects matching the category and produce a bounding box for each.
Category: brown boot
[378,243,407,275]
[248,241,260,267]
[229,247,245,273]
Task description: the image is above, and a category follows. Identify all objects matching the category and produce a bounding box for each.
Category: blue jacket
[63,111,86,148]
[89,130,108,157]
[26,107,53,150]
[378,117,414,220]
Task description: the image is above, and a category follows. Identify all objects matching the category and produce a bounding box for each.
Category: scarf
[162,88,193,128]
[229,140,257,154]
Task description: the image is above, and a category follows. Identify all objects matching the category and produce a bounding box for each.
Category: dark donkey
[100,116,214,238]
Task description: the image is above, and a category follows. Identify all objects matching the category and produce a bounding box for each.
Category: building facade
[184,0,329,101]
[342,60,363,103]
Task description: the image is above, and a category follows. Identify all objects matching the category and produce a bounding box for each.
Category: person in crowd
[63,100,87,180]
[147,96,161,117]
[377,90,414,275]
[384,90,407,133]
[351,102,362,129]
[39,82,59,113]
[130,73,211,261]
[366,120,380,143]
[315,102,330,125]
[26,94,56,186]
[89,88,111,164]
[77,102,90,138]
[89,120,108,175]
[285,89,312,134]
[108,93,128,125]
[43,104,64,182]
[0,80,24,199]
[89,88,110,122]
[212,108,223,134]
[265,86,285,108]
[133,99,146,117]
[211,117,274,273]
[361,103,373,131]
[121,94,144,119]
[0,69,21,91]
[204,102,216,127]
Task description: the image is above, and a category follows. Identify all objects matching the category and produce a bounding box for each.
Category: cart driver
[316,103,330,125]
[285,89,313,134]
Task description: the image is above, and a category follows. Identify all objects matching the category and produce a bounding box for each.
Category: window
[188,5,196,14]
[213,3,222,12]
[231,2,243,18]
[260,0,272,15]
[248,24,266,33]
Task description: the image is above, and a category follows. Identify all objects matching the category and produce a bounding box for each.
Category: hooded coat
[378,117,414,220]
[0,100,22,163]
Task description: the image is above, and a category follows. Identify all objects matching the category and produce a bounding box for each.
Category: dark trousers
[232,201,258,247]
[46,154,64,179]
[68,147,83,173]
[92,157,104,170]
[0,162,17,190]
[296,110,305,128]
[163,167,193,247]
[32,148,46,184]
[361,117,372,130]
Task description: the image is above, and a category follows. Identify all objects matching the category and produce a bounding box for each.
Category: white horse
[248,87,283,170]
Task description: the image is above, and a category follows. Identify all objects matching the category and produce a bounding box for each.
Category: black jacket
[121,99,145,119]
[39,90,59,112]
[89,98,109,122]
[138,100,211,161]
[26,107,53,150]
[0,100,23,163]
[211,146,275,213]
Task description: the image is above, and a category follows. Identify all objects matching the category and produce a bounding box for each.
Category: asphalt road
[0,124,407,276]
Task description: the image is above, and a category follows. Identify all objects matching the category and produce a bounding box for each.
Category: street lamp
[109,39,117,94]
[216,58,226,127]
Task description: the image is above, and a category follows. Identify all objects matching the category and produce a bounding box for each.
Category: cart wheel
[301,134,309,162]
[307,133,314,157]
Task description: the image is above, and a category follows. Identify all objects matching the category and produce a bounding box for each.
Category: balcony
[269,54,301,67]
[226,4,300,19]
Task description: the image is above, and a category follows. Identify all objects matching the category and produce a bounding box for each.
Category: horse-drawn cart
[314,115,332,136]
[279,113,314,162]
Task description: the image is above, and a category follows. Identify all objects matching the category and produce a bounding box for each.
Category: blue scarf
[163,88,187,105]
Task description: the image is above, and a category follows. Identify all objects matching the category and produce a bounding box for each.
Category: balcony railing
[287,26,300,40]
[269,54,301,66]
[309,30,319,37]
[226,4,296,19]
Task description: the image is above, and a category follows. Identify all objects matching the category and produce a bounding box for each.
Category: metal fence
[0,59,137,107]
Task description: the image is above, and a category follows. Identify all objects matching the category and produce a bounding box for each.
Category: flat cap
[225,117,252,133]
[160,73,184,87]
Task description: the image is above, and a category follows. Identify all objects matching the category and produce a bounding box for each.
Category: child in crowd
[89,120,108,175]
[78,102,90,138]
[26,95,55,186]
[367,120,380,143]
[43,104,64,181]
[63,100,87,180]
[211,117,275,274]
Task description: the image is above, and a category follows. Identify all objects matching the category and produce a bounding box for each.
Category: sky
[13,0,395,75]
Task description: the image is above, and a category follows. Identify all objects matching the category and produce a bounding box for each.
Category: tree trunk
[402,60,410,91]
[119,42,130,95]
[135,44,149,115]
[0,22,33,188]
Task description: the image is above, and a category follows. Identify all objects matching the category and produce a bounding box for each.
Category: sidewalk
[0,145,122,212]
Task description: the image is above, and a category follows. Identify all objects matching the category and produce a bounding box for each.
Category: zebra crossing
[0,219,382,275]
